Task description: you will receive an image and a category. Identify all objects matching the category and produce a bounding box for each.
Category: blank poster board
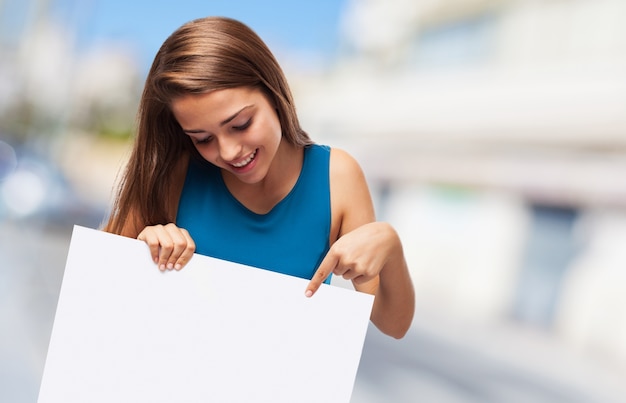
[37,226,373,403]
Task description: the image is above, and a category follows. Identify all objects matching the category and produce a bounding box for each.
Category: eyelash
[195,136,213,145]
[232,119,252,131]
[192,119,252,144]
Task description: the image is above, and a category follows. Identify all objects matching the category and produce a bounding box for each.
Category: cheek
[194,145,219,163]
[251,120,281,145]
[267,115,282,141]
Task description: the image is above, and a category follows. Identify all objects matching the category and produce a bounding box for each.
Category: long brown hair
[104,16,312,235]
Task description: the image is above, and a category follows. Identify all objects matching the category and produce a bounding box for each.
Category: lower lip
[231,149,259,174]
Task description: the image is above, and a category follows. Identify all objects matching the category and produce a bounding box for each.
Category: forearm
[369,225,415,338]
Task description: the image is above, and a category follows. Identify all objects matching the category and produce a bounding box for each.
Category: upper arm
[329,148,379,293]
[330,148,376,238]
[112,153,190,239]
[118,210,142,238]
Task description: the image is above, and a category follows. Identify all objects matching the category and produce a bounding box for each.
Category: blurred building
[293,0,626,367]
[0,0,141,211]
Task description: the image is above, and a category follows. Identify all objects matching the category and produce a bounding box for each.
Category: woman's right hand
[137,223,196,271]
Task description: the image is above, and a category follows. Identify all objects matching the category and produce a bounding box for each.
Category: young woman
[104,16,414,339]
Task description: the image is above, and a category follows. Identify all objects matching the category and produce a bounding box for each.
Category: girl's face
[171,87,282,185]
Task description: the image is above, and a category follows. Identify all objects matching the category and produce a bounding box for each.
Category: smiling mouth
[231,149,257,168]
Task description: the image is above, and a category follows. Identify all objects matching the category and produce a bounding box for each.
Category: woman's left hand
[305,222,395,297]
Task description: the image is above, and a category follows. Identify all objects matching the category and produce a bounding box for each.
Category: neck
[223,141,304,214]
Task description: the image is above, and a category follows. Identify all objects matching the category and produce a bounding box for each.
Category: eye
[232,119,252,131]
[195,136,213,145]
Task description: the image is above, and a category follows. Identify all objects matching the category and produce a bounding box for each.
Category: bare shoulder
[329,147,365,180]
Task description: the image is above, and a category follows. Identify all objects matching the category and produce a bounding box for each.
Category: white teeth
[232,150,256,168]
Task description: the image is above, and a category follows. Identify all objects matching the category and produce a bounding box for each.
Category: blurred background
[1,0,625,402]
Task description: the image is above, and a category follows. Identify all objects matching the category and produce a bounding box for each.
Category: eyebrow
[183,104,254,134]
[220,104,254,126]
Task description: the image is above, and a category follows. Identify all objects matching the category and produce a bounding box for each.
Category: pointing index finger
[305,253,337,298]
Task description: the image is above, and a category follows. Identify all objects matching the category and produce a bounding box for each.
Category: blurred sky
[47,0,347,71]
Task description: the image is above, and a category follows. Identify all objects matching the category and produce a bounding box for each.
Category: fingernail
[167,263,174,270]
[159,264,166,271]
[175,264,182,271]
[305,290,313,298]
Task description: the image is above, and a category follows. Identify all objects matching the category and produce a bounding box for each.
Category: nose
[217,136,242,162]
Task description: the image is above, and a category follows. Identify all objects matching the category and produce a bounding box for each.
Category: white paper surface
[37,226,374,403]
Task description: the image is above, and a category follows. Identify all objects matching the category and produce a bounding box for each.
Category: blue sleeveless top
[176,144,331,283]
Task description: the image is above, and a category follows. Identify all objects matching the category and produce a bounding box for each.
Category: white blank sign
[37,226,373,403]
